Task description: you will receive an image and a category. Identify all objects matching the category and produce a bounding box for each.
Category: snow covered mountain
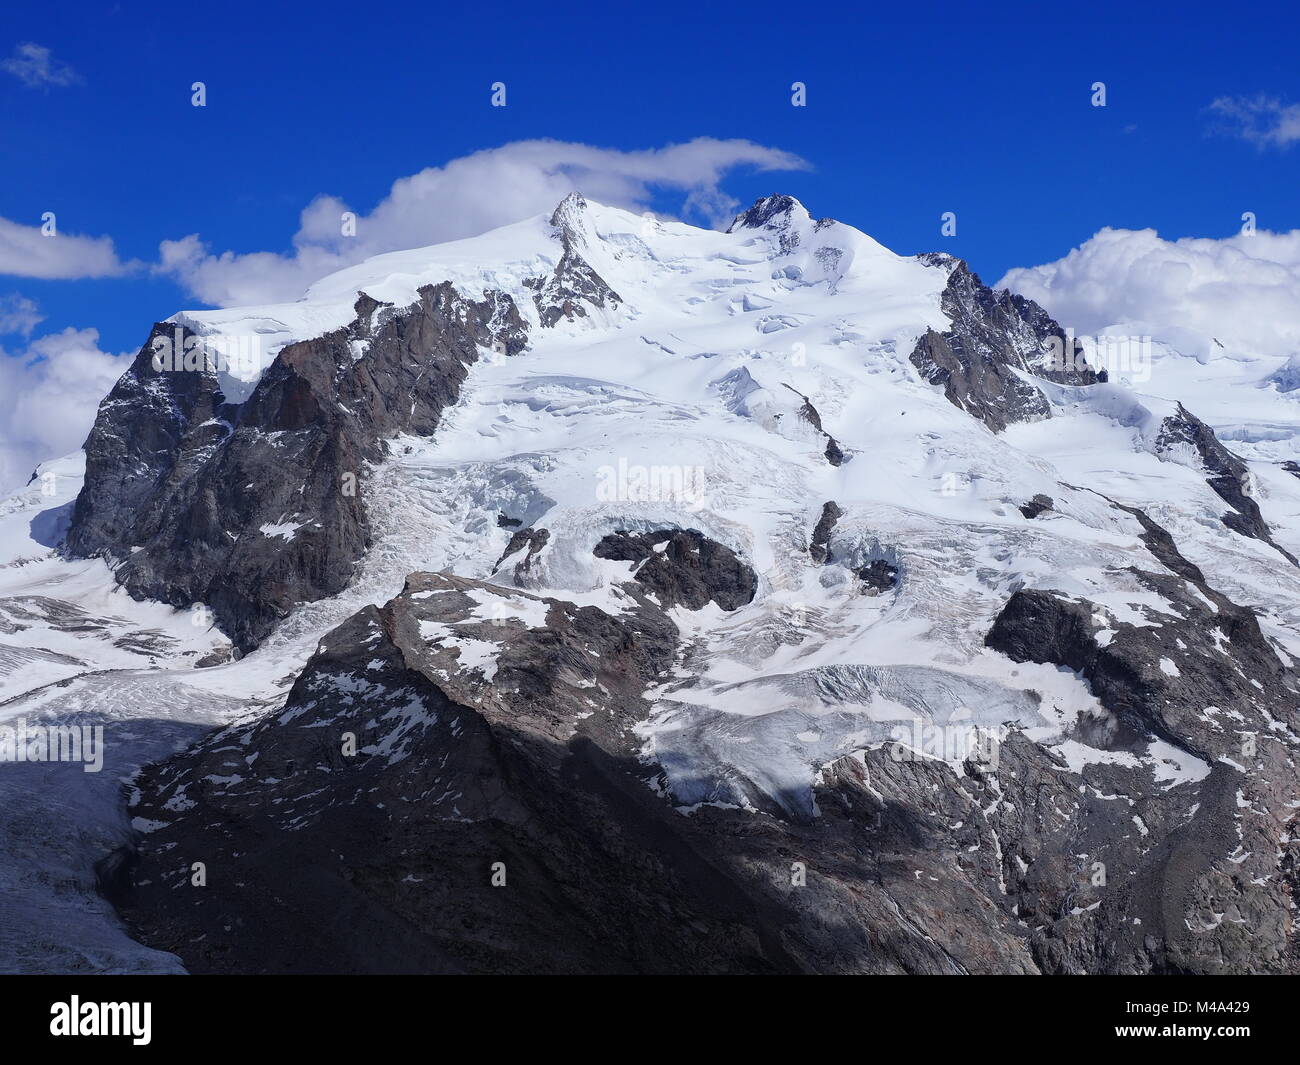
[5,192,1300,973]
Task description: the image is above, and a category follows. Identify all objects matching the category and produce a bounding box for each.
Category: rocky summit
[4,193,1300,974]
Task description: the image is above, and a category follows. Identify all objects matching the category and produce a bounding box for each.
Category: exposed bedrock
[527,193,623,327]
[64,284,528,652]
[808,501,842,564]
[592,529,758,611]
[984,504,1300,973]
[105,574,1041,974]
[909,254,1099,433]
[782,385,844,466]
[106,537,1300,973]
[1154,403,1298,564]
[1019,493,1054,519]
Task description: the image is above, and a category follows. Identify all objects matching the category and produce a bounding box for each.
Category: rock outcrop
[809,501,842,564]
[65,285,527,652]
[103,574,1042,974]
[1019,493,1054,519]
[910,254,1100,432]
[784,385,844,466]
[526,193,622,327]
[1154,403,1298,563]
[593,529,757,611]
[984,504,1300,973]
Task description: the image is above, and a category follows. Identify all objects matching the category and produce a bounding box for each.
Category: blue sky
[1,0,1298,488]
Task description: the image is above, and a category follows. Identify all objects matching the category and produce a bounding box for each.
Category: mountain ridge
[61,193,1114,652]
[3,193,1300,973]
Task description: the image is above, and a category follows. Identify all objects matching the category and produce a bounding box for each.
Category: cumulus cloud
[1208,95,1300,148]
[997,227,1300,360]
[0,327,129,493]
[157,138,809,307]
[0,294,43,337]
[0,216,131,279]
[1,42,81,89]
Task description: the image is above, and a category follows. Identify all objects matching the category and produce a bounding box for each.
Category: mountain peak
[549,191,594,250]
[549,191,589,229]
[726,193,811,233]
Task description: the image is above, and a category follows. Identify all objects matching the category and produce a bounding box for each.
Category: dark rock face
[984,504,1300,973]
[113,573,747,975]
[64,285,527,653]
[807,504,898,593]
[592,529,757,611]
[493,526,549,579]
[1154,403,1298,564]
[107,574,1042,974]
[809,501,842,564]
[855,560,898,593]
[987,498,1294,761]
[725,194,827,255]
[909,255,1099,433]
[987,582,1284,763]
[783,385,844,466]
[1019,493,1054,519]
[527,250,621,327]
[727,193,805,233]
[65,322,232,561]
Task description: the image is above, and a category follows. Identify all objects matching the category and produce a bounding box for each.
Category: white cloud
[0,294,43,337]
[1208,95,1300,148]
[0,328,130,493]
[157,138,809,307]
[1,42,80,89]
[0,216,131,279]
[998,227,1300,360]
